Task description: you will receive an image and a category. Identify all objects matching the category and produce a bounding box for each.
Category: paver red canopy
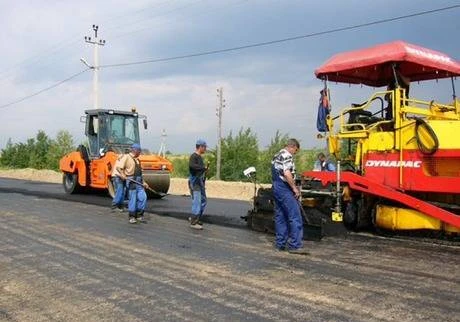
[315,40,460,87]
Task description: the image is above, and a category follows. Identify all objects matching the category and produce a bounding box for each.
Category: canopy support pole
[392,64,400,87]
[324,76,331,104]
[451,77,457,100]
[452,77,459,115]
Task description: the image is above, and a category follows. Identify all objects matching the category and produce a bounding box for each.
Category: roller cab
[59,108,173,199]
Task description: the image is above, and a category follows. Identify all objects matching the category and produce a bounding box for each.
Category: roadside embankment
[0,168,270,201]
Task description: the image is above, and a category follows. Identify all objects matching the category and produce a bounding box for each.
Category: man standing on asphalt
[116,143,149,224]
[110,152,126,212]
[271,138,308,255]
[188,139,208,230]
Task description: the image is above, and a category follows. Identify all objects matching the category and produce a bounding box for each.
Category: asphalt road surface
[0,178,252,227]
[0,179,459,321]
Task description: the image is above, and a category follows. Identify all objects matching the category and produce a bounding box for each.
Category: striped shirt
[272,148,296,182]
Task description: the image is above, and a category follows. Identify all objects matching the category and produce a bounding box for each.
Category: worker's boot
[128,213,137,224]
[190,216,203,230]
[188,216,203,225]
[288,247,309,255]
[111,204,124,212]
[136,211,146,223]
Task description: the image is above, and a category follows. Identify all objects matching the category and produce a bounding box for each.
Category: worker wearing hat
[188,139,209,230]
[115,143,149,224]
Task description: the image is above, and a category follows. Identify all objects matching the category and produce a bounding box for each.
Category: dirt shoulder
[0,168,269,201]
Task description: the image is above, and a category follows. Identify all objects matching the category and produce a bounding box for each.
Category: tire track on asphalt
[3,211,451,322]
[2,200,456,310]
[45,200,460,293]
[0,230,145,322]
[62,198,460,292]
[2,220,346,322]
[71,211,460,314]
[2,196,459,321]
[0,222,213,322]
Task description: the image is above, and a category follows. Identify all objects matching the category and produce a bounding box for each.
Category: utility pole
[216,87,226,180]
[84,25,106,109]
[158,129,167,158]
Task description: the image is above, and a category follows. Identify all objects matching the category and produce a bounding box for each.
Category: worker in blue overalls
[271,138,308,255]
[116,143,149,224]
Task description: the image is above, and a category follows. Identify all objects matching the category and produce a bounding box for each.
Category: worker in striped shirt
[271,138,308,255]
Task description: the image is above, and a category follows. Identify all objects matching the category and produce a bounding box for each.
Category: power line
[110,0,206,40]
[0,69,90,109]
[111,0,249,41]
[0,37,82,81]
[1,4,458,109]
[100,4,460,69]
[0,0,183,81]
[102,0,172,29]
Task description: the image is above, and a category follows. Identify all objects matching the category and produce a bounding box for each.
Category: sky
[0,0,459,154]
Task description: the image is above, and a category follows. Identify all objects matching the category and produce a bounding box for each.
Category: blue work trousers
[190,178,207,218]
[111,176,125,207]
[272,180,303,250]
[127,176,147,215]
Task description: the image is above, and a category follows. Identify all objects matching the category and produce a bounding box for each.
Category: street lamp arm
[80,58,94,69]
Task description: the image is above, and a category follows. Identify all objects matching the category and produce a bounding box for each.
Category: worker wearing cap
[116,143,149,224]
[188,139,208,230]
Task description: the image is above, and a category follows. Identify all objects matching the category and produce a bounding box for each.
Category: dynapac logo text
[365,160,422,168]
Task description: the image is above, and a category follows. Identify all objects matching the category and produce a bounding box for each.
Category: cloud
[0,73,323,153]
[0,0,459,155]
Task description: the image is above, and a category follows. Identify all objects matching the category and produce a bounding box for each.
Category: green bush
[0,130,75,171]
[0,128,328,183]
[220,128,259,181]
[170,156,189,178]
[256,130,289,183]
[171,152,216,179]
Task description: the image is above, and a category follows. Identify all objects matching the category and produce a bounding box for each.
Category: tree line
[0,130,75,171]
[0,128,324,183]
[168,128,323,183]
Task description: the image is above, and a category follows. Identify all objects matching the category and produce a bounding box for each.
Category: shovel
[126,178,168,198]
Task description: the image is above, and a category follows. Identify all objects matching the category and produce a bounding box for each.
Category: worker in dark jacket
[188,139,208,230]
